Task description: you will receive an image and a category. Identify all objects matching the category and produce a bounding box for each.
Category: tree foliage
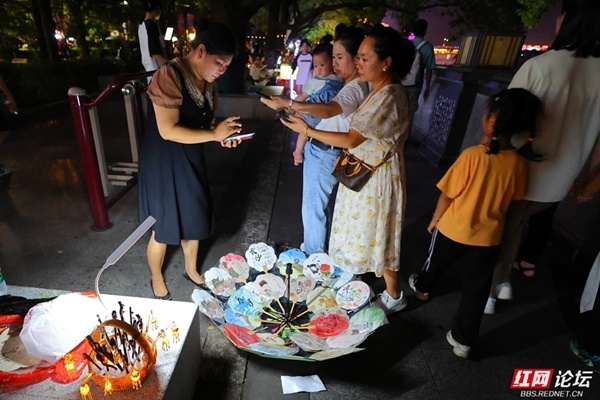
[385,0,557,39]
[517,0,558,28]
[0,0,558,62]
[0,0,38,61]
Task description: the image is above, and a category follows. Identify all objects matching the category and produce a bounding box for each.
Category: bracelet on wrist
[432,214,440,221]
[304,126,310,138]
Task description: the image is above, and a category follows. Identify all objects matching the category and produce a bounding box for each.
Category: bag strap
[415,40,427,51]
[373,134,404,169]
[343,133,403,171]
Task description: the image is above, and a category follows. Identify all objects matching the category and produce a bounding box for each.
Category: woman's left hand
[220,138,242,148]
[279,114,308,134]
[260,96,287,110]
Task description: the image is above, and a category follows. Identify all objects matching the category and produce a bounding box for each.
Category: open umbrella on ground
[192,243,388,361]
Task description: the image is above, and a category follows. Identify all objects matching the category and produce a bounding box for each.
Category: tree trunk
[265,0,287,69]
[67,0,89,58]
[210,1,268,94]
[31,0,59,61]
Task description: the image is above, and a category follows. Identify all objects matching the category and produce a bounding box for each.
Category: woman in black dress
[139,22,242,300]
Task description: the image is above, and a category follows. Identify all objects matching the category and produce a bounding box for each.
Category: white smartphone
[224,132,255,141]
[164,27,174,41]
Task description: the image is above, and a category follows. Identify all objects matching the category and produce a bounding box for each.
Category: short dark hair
[143,0,162,12]
[551,0,600,58]
[319,34,333,44]
[412,19,428,36]
[366,25,414,80]
[312,42,333,59]
[334,23,348,37]
[192,20,238,57]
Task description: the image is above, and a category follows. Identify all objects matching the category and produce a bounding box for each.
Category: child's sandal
[513,261,535,278]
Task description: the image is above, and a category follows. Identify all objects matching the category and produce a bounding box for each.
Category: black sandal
[150,279,172,300]
[513,261,535,278]
[183,271,210,291]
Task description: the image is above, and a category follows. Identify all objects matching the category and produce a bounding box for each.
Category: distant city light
[522,44,549,51]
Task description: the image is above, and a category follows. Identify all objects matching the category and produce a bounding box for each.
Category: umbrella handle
[94,216,157,313]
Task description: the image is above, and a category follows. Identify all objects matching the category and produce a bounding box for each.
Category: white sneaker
[494,282,513,300]
[408,273,430,301]
[484,297,496,315]
[373,291,407,315]
[299,242,305,252]
[446,330,471,358]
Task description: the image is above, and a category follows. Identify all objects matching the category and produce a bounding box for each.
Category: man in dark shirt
[138,0,168,73]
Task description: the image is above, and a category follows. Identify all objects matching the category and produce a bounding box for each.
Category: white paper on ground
[281,375,326,394]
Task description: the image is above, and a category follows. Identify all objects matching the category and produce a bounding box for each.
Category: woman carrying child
[408,89,543,357]
[261,26,368,256]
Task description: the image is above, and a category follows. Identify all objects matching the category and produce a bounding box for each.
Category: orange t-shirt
[436,145,527,246]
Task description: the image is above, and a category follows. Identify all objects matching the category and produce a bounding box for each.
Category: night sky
[391,3,562,46]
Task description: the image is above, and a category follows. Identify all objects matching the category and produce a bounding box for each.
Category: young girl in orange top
[408,88,543,358]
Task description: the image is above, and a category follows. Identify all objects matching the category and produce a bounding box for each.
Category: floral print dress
[328,84,409,276]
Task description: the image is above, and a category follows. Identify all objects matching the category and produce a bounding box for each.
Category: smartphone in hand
[224,132,255,141]
[275,109,294,122]
[254,91,271,99]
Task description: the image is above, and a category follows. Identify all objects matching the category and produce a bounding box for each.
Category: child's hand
[427,218,438,234]
[293,149,304,165]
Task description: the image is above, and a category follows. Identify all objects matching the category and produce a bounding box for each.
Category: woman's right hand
[213,116,242,142]
[260,96,289,110]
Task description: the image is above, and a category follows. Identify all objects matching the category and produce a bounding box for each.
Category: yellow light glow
[279,65,293,80]
[130,368,141,390]
[63,353,75,373]
[80,383,92,399]
[104,377,113,395]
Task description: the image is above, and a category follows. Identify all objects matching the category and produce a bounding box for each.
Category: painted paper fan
[335,281,372,310]
[204,267,237,297]
[245,242,277,273]
[227,286,265,317]
[191,290,225,322]
[289,276,316,302]
[302,253,335,284]
[349,306,388,333]
[276,248,307,278]
[222,324,260,348]
[218,253,250,282]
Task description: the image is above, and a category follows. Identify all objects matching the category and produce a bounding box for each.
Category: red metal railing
[68,71,154,230]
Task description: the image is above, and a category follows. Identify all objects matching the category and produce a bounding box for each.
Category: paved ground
[0,98,598,399]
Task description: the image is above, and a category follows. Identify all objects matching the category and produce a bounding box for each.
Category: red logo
[510,369,554,389]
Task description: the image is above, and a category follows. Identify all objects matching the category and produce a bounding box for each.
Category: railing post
[131,80,147,148]
[122,84,140,163]
[68,87,112,231]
